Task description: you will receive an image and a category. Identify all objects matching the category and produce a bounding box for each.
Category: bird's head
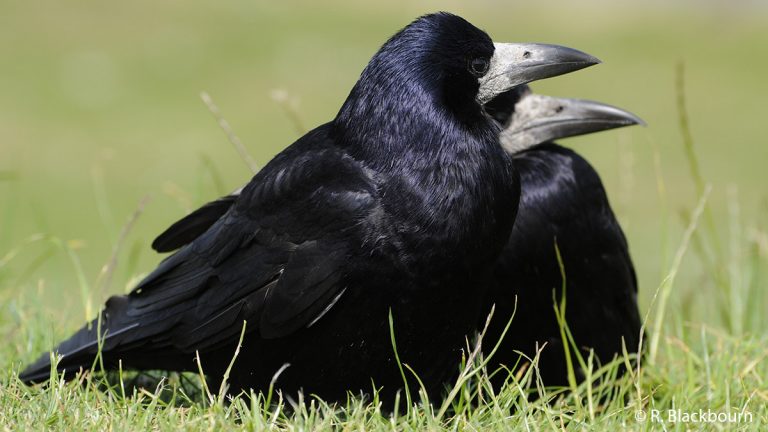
[485,85,646,154]
[335,13,600,146]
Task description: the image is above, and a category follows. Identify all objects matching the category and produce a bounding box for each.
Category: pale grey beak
[477,43,600,104]
[499,92,645,154]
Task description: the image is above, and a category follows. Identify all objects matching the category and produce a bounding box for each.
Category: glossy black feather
[484,143,642,388]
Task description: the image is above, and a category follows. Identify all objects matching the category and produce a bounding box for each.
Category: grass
[1,1,768,430]
[1,226,766,430]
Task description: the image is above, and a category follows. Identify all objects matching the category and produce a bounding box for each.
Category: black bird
[143,86,645,395]
[20,13,599,403]
[483,85,644,390]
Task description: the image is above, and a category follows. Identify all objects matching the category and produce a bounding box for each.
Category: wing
[20,130,381,381]
[129,144,378,345]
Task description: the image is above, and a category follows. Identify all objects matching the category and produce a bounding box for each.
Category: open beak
[498,91,646,154]
[477,43,600,104]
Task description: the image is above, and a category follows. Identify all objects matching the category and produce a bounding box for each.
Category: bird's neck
[338,99,517,265]
[333,69,517,261]
[334,77,494,172]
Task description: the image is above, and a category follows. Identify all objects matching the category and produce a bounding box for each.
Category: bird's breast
[372,150,518,280]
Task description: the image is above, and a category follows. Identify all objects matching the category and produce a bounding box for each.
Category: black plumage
[130,86,645,394]
[20,13,598,403]
[483,86,644,389]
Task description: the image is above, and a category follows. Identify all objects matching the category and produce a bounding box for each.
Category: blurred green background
[1,1,766,336]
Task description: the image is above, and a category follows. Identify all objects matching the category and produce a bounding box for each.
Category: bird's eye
[469,57,489,77]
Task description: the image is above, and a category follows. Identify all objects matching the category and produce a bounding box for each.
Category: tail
[20,243,227,385]
[19,296,141,384]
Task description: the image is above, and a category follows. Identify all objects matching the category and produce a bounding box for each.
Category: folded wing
[20,142,379,383]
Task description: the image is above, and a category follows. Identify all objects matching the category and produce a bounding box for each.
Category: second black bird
[483,85,644,390]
